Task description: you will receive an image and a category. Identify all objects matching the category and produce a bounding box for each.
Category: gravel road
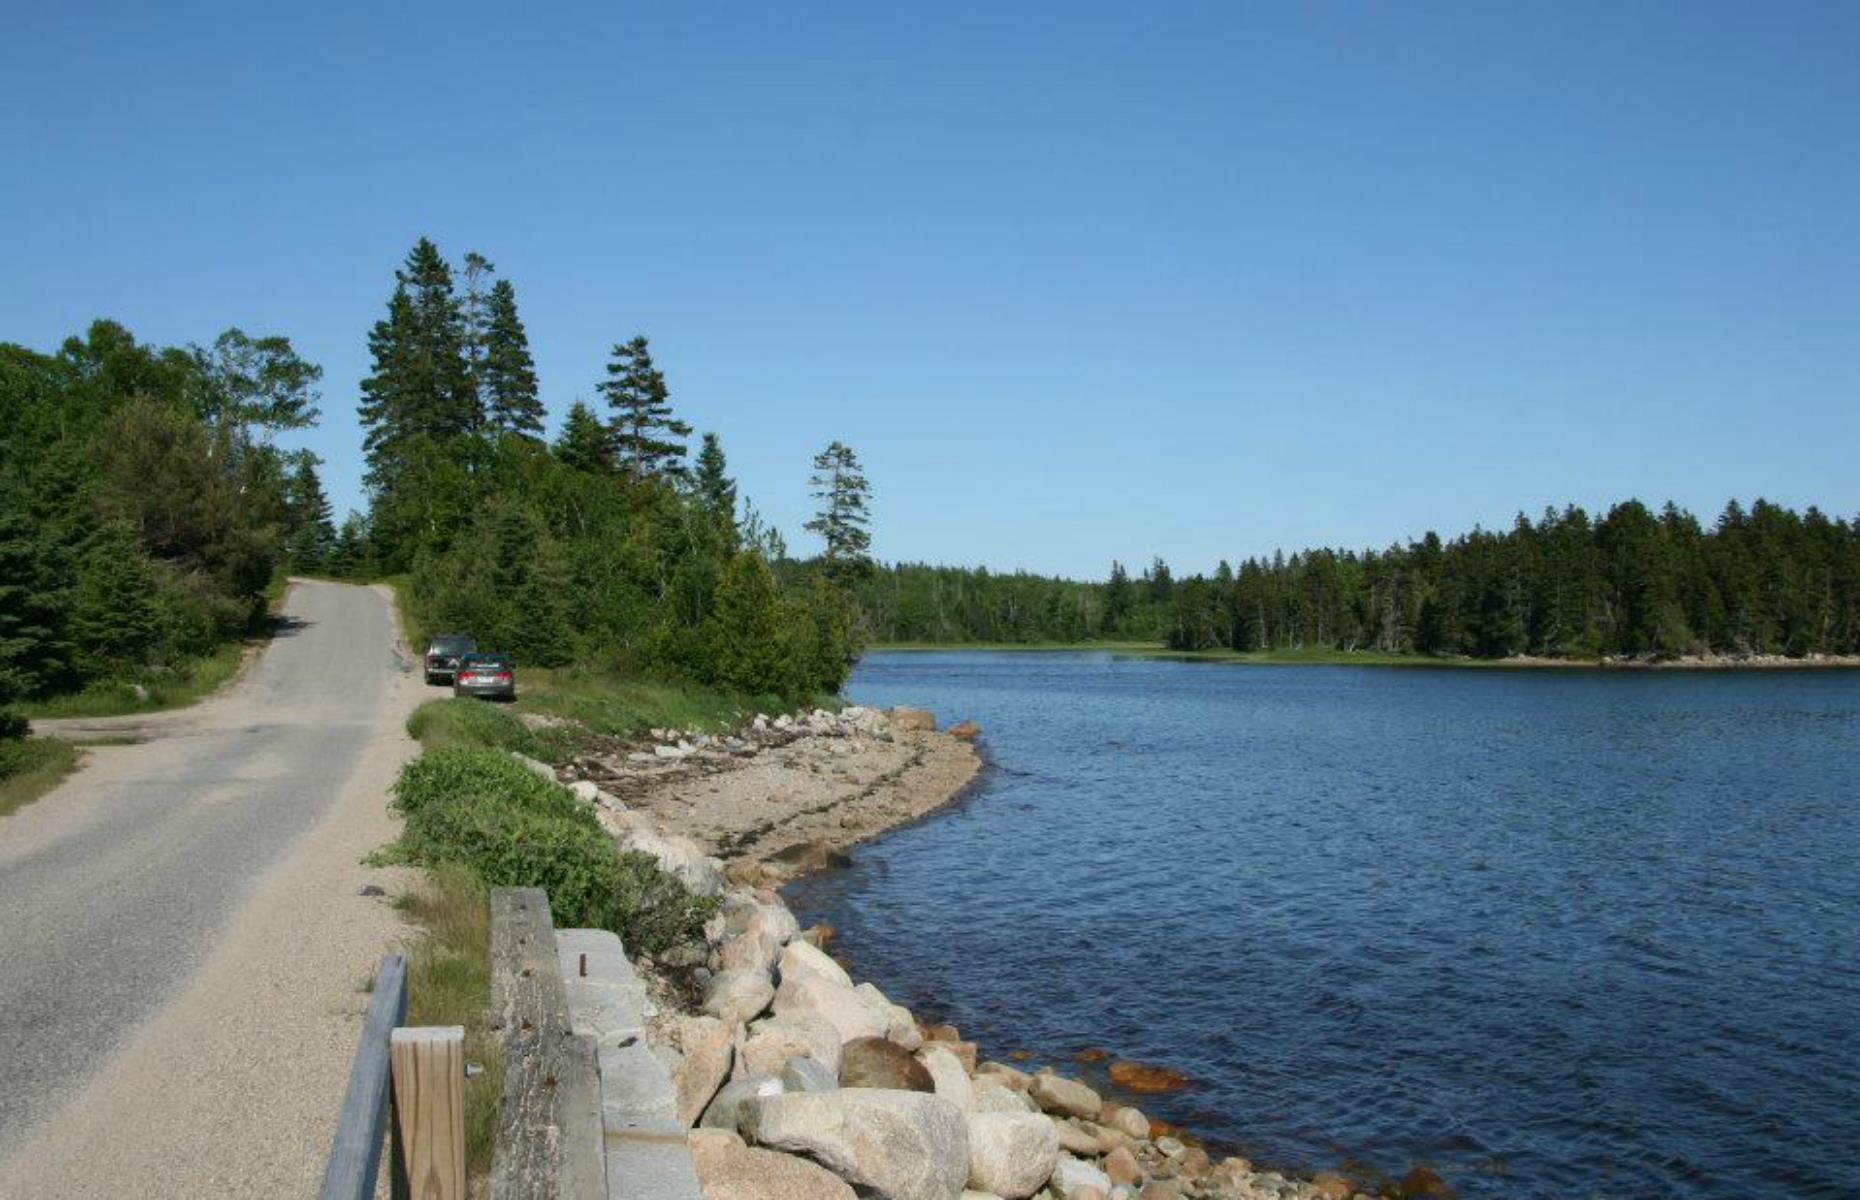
[0,579,426,1196]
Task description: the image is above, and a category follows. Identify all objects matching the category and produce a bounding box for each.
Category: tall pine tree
[599,336,690,481]
[554,401,612,474]
[480,279,543,437]
[804,441,873,584]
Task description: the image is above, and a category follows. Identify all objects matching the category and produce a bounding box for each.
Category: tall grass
[0,737,81,818]
[396,865,502,1180]
[20,641,249,719]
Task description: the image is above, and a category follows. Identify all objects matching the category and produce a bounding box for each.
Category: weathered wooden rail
[489,887,607,1200]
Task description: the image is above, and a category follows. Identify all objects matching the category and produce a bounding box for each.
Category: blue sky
[5,2,1856,578]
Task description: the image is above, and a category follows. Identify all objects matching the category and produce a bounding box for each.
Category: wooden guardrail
[489,887,606,1200]
[320,954,467,1200]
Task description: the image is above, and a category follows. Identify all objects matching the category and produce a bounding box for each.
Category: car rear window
[461,654,510,668]
[430,637,474,654]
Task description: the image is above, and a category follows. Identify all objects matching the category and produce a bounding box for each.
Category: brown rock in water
[839,1036,935,1092]
[924,1023,962,1042]
[1073,1047,1108,1063]
[688,1128,857,1200]
[1103,1147,1142,1187]
[1108,1060,1191,1094]
[891,706,937,731]
[1395,1165,1455,1198]
[947,719,981,740]
[1310,1172,1353,1200]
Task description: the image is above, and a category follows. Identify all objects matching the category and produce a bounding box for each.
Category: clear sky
[5,2,1856,578]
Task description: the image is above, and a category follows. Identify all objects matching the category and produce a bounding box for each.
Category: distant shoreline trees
[852,499,1860,660]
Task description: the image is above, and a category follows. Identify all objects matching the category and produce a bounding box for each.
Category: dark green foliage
[480,279,543,438]
[855,499,1860,661]
[284,455,336,573]
[554,401,612,474]
[354,242,863,699]
[381,747,714,953]
[600,336,691,482]
[358,238,483,570]
[804,441,873,585]
[0,320,314,700]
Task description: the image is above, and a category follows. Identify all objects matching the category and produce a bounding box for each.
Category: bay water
[788,652,1860,1199]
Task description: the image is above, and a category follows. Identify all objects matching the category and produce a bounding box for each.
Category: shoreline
[866,643,1860,671]
[551,706,1369,1200]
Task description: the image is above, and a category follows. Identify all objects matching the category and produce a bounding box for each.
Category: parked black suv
[423,634,476,685]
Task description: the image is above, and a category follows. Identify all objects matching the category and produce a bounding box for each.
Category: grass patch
[373,746,715,954]
[514,666,791,740]
[0,737,81,818]
[20,641,249,719]
[397,865,502,1182]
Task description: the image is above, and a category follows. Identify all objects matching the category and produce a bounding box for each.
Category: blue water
[788,652,1860,1200]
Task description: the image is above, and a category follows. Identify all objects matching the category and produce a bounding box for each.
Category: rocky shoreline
[537,706,1377,1200]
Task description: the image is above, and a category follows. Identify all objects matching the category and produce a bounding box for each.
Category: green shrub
[378,747,713,953]
[406,698,544,756]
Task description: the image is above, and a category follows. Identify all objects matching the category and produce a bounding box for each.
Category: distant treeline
[0,321,327,718]
[855,500,1860,660]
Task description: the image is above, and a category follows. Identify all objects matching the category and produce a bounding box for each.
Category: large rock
[1028,1073,1102,1121]
[840,1036,935,1091]
[718,930,777,975]
[664,1014,736,1127]
[740,1090,970,1200]
[689,1127,857,1200]
[742,1013,844,1077]
[621,829,726,897]
[1100,1103,1150,1141]
[919,1044,974,1110]
[705,969,775,1025]
[1102,1147,1141,1187]
[772,975,888,1045]
[1053,1156,1113,1197]
[973,1078,1037,1113]
[781,1055,840,1093]
[975,1062,1032,1091]
[779,940,852,990]
[965,1112,1058,1200]
[701,1076,786,1130]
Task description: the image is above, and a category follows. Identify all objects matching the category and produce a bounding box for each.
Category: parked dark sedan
[423,634,476,685]
[452,652,516,701]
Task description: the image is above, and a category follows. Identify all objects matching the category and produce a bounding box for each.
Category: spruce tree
[480,279,543,437]
[70,524,161,674]
[804,441,873,585]
[694,432,739,546]
[599,336,690,481]
[554,401,612,473]
[284,456,336,573]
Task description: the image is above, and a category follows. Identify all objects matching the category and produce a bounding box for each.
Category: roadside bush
[378,747,713,953]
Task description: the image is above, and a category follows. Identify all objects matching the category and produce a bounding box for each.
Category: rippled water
[787,652,1860,1200]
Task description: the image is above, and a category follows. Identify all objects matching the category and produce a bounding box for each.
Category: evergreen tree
[329,512,370,578]
[554,401,612,473]
[460,251,495,417]
[599,336,690,481]
[695,433,736,516]
[0,509,69,700]
[707,550,788,694]
[1104,561,1133,627]
[284,455,336,573]
[804,441,873,584]
[357,238,479,566]
[480,279,543,437]
[69,524,161,675]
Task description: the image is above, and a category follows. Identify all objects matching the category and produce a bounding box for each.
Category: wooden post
[391,1026,467,1200]
[489,887,606,1200]
[319,955,410,1200]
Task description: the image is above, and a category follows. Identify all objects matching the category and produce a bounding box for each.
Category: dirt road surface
[0,579,425,1198]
